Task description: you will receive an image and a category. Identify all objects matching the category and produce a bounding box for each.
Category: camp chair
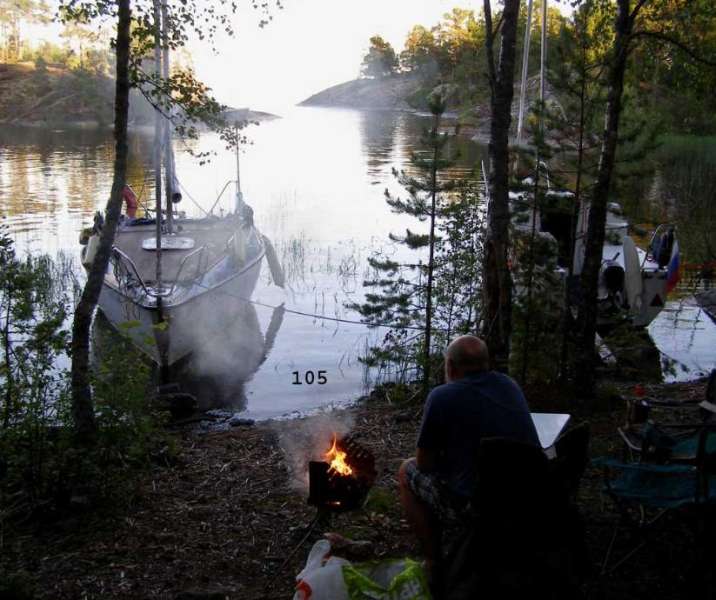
[596,423,716,577]
[443,438,585,600]
[618,419,716,465]
[618,380,716,464]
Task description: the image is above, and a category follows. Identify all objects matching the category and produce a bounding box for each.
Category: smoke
[269,411,355,494]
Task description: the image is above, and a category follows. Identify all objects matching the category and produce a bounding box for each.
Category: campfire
[308,434,376,512]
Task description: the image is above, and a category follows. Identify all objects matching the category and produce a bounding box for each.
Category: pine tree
[350,94,483,389]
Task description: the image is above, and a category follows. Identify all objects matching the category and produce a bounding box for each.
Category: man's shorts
[404,458,470,523]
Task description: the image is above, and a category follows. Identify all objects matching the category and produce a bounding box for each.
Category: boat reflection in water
[93,297,285,412]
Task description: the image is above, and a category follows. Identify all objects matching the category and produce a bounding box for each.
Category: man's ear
[444,358,453,380]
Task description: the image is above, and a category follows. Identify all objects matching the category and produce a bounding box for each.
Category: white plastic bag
[293,540,350,600]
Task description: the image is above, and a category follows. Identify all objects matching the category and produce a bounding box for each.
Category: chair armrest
[617,427,642,452]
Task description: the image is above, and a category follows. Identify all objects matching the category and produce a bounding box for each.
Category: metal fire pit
[308,435,376,512]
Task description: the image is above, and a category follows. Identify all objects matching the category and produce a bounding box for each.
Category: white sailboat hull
[97,252,263,366]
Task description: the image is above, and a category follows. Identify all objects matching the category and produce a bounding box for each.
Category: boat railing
[110,247,151,296]
[208,180,238,216]
[641,223,670,269]
[170,245,208,291]
[111,245,208,299]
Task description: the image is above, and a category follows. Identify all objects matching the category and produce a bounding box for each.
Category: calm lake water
[0,107,713,420]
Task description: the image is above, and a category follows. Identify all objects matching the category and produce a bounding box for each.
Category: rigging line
[193,280,447,332]
[174,178,210,217]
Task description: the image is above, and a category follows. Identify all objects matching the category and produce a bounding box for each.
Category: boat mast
[516,0,533,146]
[153,0,163,289]
[540,0,547,106]
[161,0,174,234]
[235,123,244,213]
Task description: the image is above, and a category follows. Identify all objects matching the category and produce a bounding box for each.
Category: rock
[229,416,255,427]
[156,392,197,420]
[299,74,420,110]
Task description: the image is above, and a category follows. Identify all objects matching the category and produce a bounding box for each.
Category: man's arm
[416,446,437,473]
[416,391,442,473]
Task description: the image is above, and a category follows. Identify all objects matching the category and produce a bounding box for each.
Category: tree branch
[629,0,649,22]
[629,30,716,68]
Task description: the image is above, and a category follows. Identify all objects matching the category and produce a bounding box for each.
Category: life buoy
[122,185,138,219]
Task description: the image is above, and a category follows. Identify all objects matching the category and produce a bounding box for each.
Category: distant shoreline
[0,108,280,132]
[0,61,279,131]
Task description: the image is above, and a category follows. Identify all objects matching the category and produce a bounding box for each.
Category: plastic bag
[342,559,431,600]
[293,540,350,600]
[293,541,431,600]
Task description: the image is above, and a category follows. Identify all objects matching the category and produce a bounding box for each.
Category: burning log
[308,434,376,512]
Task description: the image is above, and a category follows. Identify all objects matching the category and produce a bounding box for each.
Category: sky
[188,0,461,113]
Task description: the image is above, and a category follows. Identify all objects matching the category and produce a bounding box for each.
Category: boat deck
[113,222,237,284]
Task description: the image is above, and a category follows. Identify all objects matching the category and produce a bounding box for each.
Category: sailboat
[80,4,284,368]
[510,0,678,331]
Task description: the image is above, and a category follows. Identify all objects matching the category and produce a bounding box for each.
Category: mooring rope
[194,280,447,332]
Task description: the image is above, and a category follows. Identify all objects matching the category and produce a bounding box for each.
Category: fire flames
[325,434,353,476]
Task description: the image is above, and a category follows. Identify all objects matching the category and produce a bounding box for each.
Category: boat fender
[82,234,101,267]
[233,227,247,266]
[262,234,285,288]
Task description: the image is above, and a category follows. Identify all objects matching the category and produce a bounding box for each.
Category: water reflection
[93,299,286,411]
[169,301,286,410]
[0,125,153,252]
[359,110,398,180]
[649,297,716,381]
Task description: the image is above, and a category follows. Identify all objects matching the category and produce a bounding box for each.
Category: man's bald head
[445,335,489,381]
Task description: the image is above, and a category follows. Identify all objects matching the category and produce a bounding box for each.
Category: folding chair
[596,423,716,576]
[618,386,716,464]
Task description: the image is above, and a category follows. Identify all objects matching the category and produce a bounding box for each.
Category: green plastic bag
[342,558,431,600]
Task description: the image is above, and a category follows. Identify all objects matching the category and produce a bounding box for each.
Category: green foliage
[0,0,50,62]
[361,35,398,79]
[0,228,72,507]
[652,135,716,263]
[400,25,439,78]
[0,230,171,523]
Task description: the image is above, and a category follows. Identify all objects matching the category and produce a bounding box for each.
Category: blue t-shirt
[417,371,539,498]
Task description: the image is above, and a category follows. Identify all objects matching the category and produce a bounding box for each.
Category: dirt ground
[1,377,713,599]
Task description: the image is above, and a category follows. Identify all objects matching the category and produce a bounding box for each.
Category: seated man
[398,335,539,578]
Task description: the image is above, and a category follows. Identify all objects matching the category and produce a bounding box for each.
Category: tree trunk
[559,32,588,380]
[575,0,634,392]
[482,0,521,372]
[70,0,132,444]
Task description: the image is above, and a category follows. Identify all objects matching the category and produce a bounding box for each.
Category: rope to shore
[194,280,448,332]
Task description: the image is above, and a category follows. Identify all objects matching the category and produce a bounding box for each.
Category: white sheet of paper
[531,413,571,449]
